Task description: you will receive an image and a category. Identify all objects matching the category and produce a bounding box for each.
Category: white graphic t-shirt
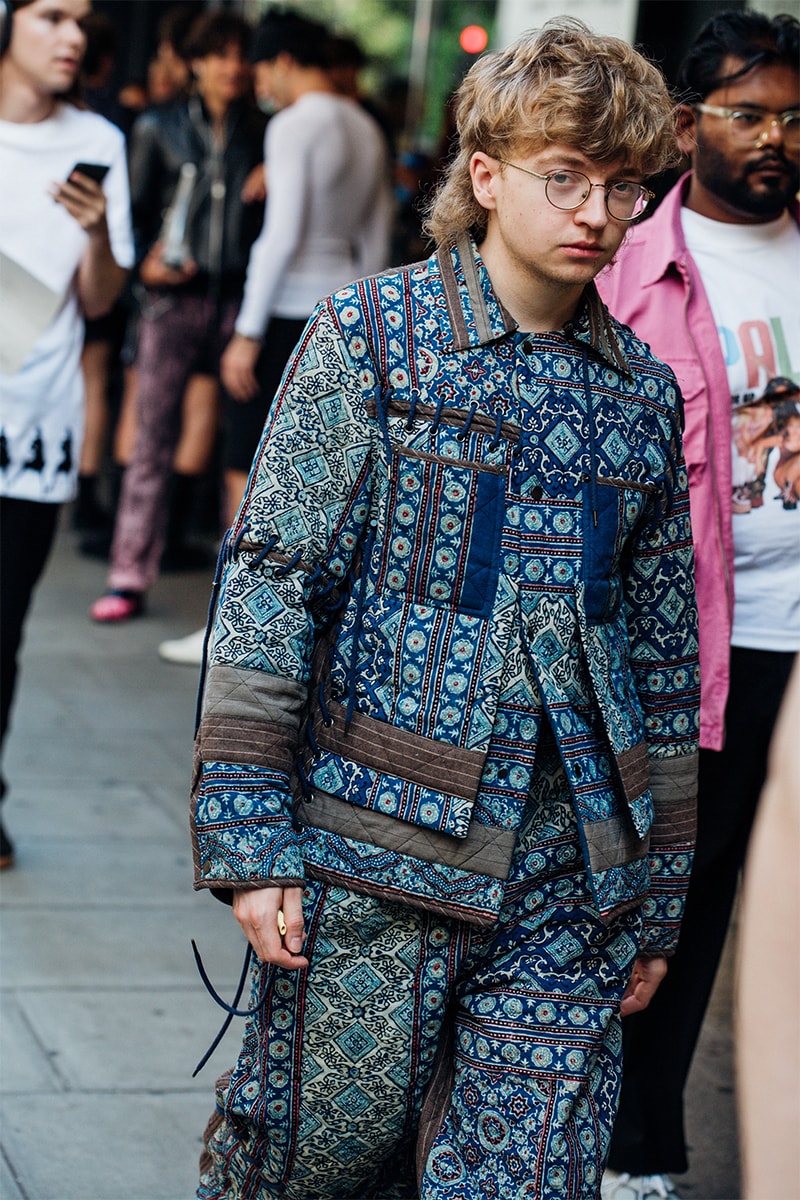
[0,103,133,503]
[682,207,800,651]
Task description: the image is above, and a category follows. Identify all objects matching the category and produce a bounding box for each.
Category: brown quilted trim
[583,811,649,874]
[366,396,521,444]
[313,697,485,802]
[200,714,298,774]
[296,787,516,879]
[615,741,650,805]
[649,752,698,848]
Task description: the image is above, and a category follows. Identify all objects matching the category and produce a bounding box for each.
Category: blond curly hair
[423,18,680,247]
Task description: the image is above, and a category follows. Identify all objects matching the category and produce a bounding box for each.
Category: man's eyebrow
[531,152,643,177]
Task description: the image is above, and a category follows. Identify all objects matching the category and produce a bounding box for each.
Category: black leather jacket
[128,94,267,293]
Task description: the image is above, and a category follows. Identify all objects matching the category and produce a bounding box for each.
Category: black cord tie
[190,940,268,1076]
[456,402,478,441]
[249,536,279,569]
[231,523,251,556]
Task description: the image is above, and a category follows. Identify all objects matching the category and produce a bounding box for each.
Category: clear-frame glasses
[694,103,800,149]
[495,161,654,221]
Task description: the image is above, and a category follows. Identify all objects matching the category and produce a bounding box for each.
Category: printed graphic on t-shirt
[681,204,800,649]
[732,375,800,514]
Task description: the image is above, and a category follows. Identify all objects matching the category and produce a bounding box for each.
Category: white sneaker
[158,627,206,666]
[601,1171,678,1200]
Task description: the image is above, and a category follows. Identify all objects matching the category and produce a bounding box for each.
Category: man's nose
[756,118,786,148]
[577,185,610,225]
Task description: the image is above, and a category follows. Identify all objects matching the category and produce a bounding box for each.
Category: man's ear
[470,152,499,211]
[676,104,698,157]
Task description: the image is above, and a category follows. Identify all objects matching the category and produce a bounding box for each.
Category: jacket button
[531,485,543,500]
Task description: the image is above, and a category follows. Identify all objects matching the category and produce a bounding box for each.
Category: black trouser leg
[607,647,796,1176]
[0,498,61,768]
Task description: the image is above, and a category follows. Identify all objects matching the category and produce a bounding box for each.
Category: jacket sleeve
[191,300,378,894]
[624,395,700,955]
[234,112,309,339]
[127,113,166,263]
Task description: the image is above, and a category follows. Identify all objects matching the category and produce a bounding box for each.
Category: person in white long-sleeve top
[220,9,392,510]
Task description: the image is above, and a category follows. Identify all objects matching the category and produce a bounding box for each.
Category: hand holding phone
[67,162,110,184]
[52,163,111,234]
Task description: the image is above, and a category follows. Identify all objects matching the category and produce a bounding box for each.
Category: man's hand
[221,332,261,402]
[51,169,110,238]
[138,241,198,289]
[232,885,308,970]
[241,163,267,205]
[621,954,668,1016]
[52,170,128,320]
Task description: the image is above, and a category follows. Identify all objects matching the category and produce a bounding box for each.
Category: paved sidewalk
[0,524,742,1200]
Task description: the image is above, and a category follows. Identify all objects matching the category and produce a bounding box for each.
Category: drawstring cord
[190,940,268,1076]
[456,402,478,442]
[249,536,279,569]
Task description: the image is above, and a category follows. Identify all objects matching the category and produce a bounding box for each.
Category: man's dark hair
[250,9,330,69]
[327,34,366,72]
[678,10,799,103]
[184,11,252,61]
[81,13,117,80]
[157,5,197,60]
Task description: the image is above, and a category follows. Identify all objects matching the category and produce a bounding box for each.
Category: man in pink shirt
[598,10,799,1198]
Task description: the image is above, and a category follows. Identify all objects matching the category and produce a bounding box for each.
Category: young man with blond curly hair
[190,19,699,1199]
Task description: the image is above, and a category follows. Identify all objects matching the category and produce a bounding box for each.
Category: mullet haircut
[424,17,680,248]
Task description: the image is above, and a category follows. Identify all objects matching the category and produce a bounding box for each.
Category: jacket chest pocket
[377,448,506,619]
[582,478,658,624]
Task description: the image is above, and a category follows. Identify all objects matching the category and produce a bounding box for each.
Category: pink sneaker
[89,591,144,623]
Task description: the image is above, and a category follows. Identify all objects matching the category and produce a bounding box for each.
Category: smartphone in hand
[67,162,110,184]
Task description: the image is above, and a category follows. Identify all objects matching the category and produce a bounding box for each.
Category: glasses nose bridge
[754,115,785,146]
[576,181,612,218]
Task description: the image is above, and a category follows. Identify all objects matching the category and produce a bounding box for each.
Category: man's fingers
[621,955,668,1016]
[280,889,306,955]
[232,887,308,969]
[222,365,257,402]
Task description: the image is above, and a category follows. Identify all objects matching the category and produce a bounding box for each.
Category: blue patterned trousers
[197,733,642,1200]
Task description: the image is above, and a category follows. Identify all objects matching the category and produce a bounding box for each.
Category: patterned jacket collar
[434,234,632,379]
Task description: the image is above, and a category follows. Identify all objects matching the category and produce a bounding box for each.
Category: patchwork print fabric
[191,235,699,949]
[197,732,641,1199]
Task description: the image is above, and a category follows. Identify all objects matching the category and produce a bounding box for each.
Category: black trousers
[0,498,61,781]
[606,645,796,1175]
[221,316,308,474]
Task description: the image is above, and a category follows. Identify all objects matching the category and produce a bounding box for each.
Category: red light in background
[459,25,488,54]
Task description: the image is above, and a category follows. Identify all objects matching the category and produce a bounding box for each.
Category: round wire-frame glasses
[496,161,655,221]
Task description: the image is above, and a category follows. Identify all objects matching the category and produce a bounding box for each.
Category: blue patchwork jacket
[192,237,700,954]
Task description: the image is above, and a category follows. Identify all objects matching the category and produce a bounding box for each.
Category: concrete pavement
[0,521,742,1199]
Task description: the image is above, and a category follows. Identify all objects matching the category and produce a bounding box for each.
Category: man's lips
[747,155,793,178]
[563,242,606,255]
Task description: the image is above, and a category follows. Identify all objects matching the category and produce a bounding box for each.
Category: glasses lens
[544,170,590,209]
[782,113,800,148]
[729,110,800,148]
[606,181,648,220]
[730,110,774,143]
